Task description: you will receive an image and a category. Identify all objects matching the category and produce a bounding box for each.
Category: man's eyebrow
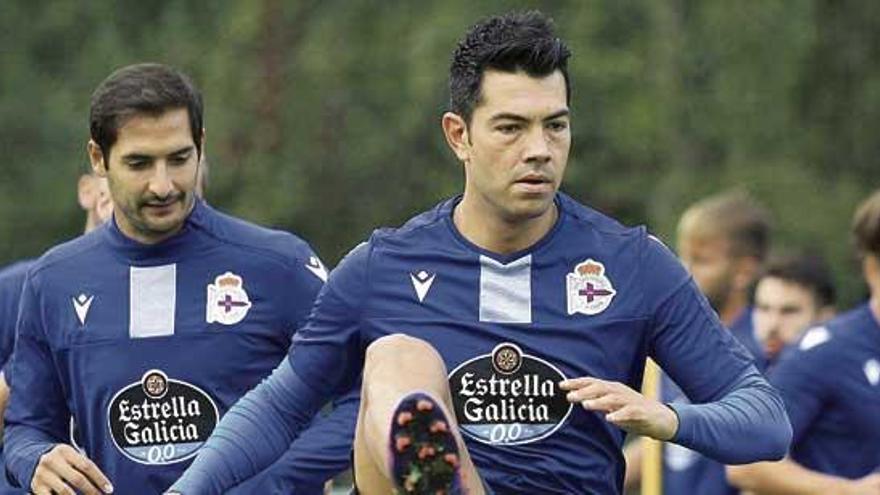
[488,109,570,123]
[488,112,529,123]
[543,109,570,121]
[121,153,152,162]
[168,146,195,157]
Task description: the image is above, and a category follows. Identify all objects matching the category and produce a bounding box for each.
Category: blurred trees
[1,0,877,305]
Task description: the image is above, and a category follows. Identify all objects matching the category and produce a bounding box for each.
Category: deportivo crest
[108,370,219,465]
[566,259,616,316]
[206,272,252,325]
[448,343,572,446]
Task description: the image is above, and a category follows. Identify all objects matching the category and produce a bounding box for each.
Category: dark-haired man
[728,190,880,494]
[171,12,791,494]
[4,63,352,494]
[752,252,836,365]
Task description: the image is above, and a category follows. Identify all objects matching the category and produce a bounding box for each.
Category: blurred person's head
[442,11,572,236]
[853,189,880,301]
[87,63,204,245]
[77,172,113,233]
[677,190,771,324]
[753,252,836,361]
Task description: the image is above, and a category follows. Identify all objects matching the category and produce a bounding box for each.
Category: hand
[559,377,678,441]
[839,473,880,495]
[31,444,113,495]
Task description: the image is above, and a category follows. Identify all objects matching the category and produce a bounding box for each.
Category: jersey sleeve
[279,241,328,339]
[225,387,358,494]
[4,272,71,488]
[0,264,27,372]
[641,234,791,463]
[169,241,370,494]
[766,328,832,444]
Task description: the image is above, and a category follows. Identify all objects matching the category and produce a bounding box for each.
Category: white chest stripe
[479,255,532,324]
[129,264,177,338]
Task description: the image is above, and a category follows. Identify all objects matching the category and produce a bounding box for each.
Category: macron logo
[305,256,328,282]
[410,270,436,303]
[72,293,94,325]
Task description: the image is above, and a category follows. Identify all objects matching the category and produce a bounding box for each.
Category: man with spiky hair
[728,189,880,494]
[171,11,790,494]
[4,63,351,495]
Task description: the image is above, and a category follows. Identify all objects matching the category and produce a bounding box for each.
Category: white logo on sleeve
[72,293,94,325]
[410,270,436,303]
[864,359,880,386]
[206,272,252,325]
[305,256,328,282]
[799,326,830,351]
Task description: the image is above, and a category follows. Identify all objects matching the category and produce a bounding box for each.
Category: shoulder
[557,192,644,240]
[0,259,34,291]
[195,203,318,267]
[783,306,870,363]
[369,198,452,250]
[26,229,105,283]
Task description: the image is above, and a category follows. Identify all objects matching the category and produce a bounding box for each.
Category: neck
[453,196,558,255]
[83,213,97,235]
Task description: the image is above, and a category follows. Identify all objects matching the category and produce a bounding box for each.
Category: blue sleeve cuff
[5,439,56,489]
[667,371,792,464]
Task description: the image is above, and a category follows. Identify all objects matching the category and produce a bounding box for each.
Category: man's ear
[441,112,471,163]
[77,174,96,210]
[87,140,107,177]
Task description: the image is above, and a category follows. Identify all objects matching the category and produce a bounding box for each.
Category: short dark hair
[449,10,571,123]
[853,189,880,259]
[90,63,204,160]
[761,252,836,308]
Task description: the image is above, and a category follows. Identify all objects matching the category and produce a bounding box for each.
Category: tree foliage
[1,0,877,304]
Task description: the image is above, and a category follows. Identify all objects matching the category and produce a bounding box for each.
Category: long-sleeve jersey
[172,193,791,494]
[0,260,32,372]
[4,200,354,493]
[661,308,764,495]
[0,259,34,494]
[769,304,880,478]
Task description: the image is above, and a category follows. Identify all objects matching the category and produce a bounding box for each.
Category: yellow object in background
[641,359,662,495]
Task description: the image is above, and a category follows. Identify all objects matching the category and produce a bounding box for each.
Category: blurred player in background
[752,251,836,366]
[728,189,880,494]
[626,190,771,495]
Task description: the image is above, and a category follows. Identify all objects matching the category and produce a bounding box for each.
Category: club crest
[206,272,252,325]
[566,259,616,316]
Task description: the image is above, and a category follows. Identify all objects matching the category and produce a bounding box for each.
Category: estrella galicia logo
[108,370,219,465]
[448,343,572,445]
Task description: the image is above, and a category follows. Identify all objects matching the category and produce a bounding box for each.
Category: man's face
[90,108,200,244]
[754,276,820,360]
[677,233,736,312]
[457,69,571,223]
